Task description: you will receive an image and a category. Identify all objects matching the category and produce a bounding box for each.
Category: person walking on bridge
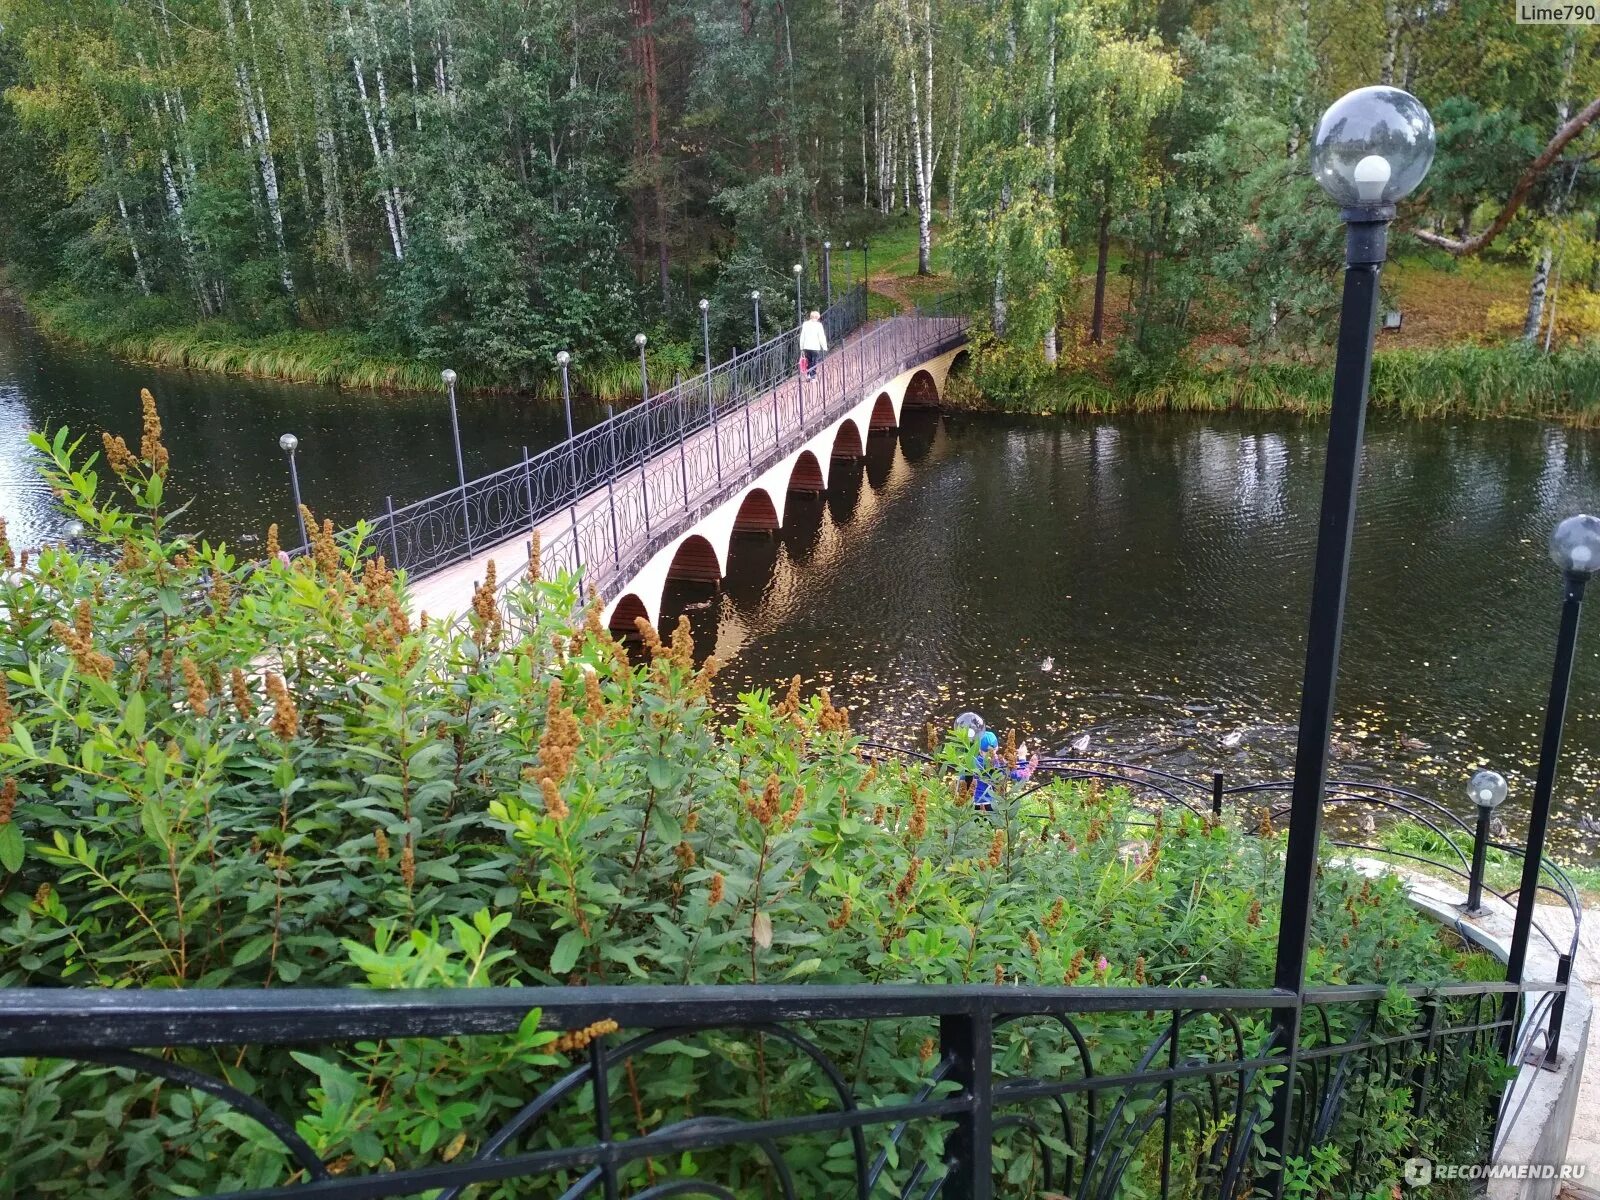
[799,310,828,381]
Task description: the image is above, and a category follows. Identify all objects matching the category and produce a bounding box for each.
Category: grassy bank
[947,342,1600,425]
[20,286,703,400]
[25,287,442,392]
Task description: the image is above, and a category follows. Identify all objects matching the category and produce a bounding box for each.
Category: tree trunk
[220,0,294,297]
[404,0,423,131]
[1379,0,1400,85]
[299,0,354,273]
[992,10,1015,337]
[1091,199,1110,345]
[898,0,932,275]
[364,3,408,249]
[1524,31,1577,342]
[861,86,870,206]
[1589,210,1600,293]
[345,7,405,260]
[1545,255,1563,352]
[629,0,670,303]
[1042,8,1057,364]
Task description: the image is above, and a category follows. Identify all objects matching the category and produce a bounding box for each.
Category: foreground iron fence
[0,975,1549,1199]
[355,285,881,580]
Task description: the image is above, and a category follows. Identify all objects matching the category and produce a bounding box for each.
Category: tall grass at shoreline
[22,288,694,403]
[952,343,1600,425]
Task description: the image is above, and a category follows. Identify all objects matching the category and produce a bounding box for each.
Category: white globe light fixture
[1468,769,1507,811]
[1550,514,1600,576]
[278,433,299,454]
[1309,85,1435,212]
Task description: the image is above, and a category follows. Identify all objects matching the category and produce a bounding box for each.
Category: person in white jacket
[799,310,827,380]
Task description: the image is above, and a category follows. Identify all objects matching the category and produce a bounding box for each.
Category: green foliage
[0,402,1493,1195]
[964,340,1600,423]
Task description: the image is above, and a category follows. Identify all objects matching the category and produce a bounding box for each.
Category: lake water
[670,410,1600,858]
[0,298,605,553]
[5,299,1600,855]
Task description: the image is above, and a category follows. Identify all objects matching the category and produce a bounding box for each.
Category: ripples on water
[665,410,1600,859]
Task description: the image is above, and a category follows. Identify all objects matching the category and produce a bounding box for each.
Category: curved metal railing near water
[350,285,903,580]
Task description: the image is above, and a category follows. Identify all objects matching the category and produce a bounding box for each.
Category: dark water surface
[0,300,604,552]
[7,300,1600,855]
[664,410,1600,858]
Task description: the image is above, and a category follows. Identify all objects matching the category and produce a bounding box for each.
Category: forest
[0,0,1597,396]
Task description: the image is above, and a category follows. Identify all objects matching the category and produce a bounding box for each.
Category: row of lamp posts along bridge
[274,240,870,556]
[246,85,1598,1195]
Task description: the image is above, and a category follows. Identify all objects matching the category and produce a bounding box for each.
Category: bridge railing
[359,286,874,579]
[502,294,970,619]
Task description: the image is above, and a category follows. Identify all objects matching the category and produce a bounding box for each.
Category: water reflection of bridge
[392,289,969,633]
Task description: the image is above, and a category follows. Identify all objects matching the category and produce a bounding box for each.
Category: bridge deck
[403,311,968,624]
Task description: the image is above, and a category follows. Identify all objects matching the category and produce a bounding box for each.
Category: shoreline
[944,341,1600,426]
[13,283,1600,426]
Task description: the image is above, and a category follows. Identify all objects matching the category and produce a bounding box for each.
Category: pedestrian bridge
[366,287,969,633]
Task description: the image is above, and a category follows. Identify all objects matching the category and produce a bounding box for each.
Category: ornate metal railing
[353,285,912,580]
[0,977,1549,1199]
[499,294,970,617]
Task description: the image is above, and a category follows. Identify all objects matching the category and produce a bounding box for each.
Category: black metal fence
[0,976,1544,1199]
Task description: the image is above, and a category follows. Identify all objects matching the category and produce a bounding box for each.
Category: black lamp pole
[442,368,473,554]
[279,433,308,551]
[557,350,580,569]
[752,290,762,348]
[793,263,804,328]
[701,298,721,484]
[1501,519,1599,1055]
[822,241,832,305]
[1264,86,1434,1197]
[1464,769,1507,917]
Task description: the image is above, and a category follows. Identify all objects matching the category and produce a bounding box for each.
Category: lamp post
[751,290,763,348]
[1464,769,1509,916]
[441,367,473,553]
[634,335,652,533]
[556,350,581,569]
[441,369,466,492]
[822,241,832,305]
[793,263,806,424]
[278,432,309,551]
[861,241,869,297]
[635,334,649,403]
[1503,515,1600,1032]
[700,298,721,484]
[1266,86,1434,1192]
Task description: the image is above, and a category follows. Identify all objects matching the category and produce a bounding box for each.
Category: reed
[23,287,705,403]
[977,344,1600,425]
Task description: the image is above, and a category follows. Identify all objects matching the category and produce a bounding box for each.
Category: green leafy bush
[0,395,1494,1196]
